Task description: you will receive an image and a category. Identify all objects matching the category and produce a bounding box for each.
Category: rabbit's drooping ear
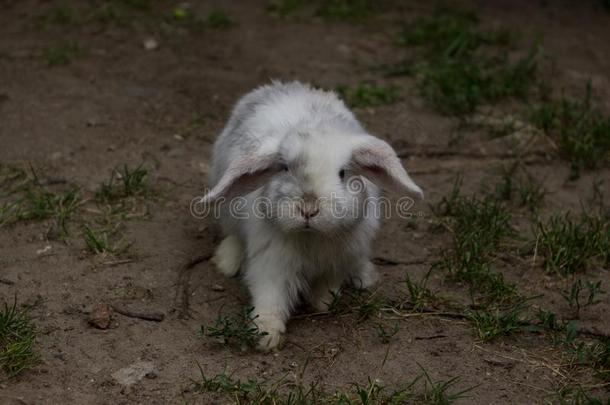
[203,153,280,203]
[351,137,423,199]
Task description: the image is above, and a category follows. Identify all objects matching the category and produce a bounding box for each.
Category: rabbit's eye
[339,169,346,180]
[280,163,289,172]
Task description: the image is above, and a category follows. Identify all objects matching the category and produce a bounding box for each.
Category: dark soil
[1,1,609,404]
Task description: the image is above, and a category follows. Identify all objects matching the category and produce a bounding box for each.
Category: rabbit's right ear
[351,136,423,200]
[203,153,280,204]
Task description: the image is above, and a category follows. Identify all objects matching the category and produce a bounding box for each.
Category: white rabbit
[203,81,422,351]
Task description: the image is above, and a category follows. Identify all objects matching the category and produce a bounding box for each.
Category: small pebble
[88,303,113,329]
[36,245,52,255]
[143,38,159,51]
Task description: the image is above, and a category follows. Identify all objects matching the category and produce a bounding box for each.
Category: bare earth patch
[1,1,609,404]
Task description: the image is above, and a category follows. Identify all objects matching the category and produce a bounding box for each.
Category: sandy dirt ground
[1,1,609,404]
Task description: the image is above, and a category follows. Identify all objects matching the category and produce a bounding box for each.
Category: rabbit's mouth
[302,222,315,231]
[296,221,318,233]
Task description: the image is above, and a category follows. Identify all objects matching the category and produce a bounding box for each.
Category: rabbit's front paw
[310,278,341,312]
[311,290,335,312]
[254,315,285,351]
[351,261,378,289]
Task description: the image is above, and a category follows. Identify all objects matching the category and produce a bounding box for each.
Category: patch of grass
[516,175,546,213]
[36,189,79,232]
[468,299,531,342]
[99,1,151,25]
[416,365,475,405]
[95,164,150,204]
[45,40,83,66]
[206,9,234,29]
[432,177,517,304]
[200,307,267,352]
[34,1,232,34]
[195,363,473,404]
[561,279,605,318]
[587,338,610,381]
[535,311,588,348]
[533,313,610,388]
[86,164,152,251]
[375,321,399,344]
[83,225,113,254]
[0,301,38,377]
[534,213,610,275]
[266,0,388,21]
[415,48,538,116]
[398,3,516,54]
[0,202,19,225]
[1,174,81,237]
[491,164,517,202]
[92,164,153,240]
[560,324,610,383]
[266,0,305,17]
[195,365,282,403]
[169,6,224,32]
[552,385,610,405]
[404,270,438,311]
[343,371,472,404]
[429,175,464,218]
[37,4,80,28]
[1,164,149,243]
[0,166,82,235]
[530,83,610,179]
[170,7,234,30]
[398,5,479,52]
[0,164,30,197]
[398,4,539,116]
[88,3,133,26]
[416,59,484,116]
[115,0,151,11]
[328,288,389,322]
[337,82,399,108]
[489,164,546,213]
[535,309,561,334]
[316,0,385,21]
[340,378,413,404]
[19,187,80,232]
[37,0,152,29]
[534,314,610,385]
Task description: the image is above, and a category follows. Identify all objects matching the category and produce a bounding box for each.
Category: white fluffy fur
[205,81,422,351]
[212,235,243,277]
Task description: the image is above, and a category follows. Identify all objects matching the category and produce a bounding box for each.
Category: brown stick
[294,299,610,340]
[111,305,165,322]
[174,253,213,319]
[0,278,15,285]
[569,326,610,340]
[372,257,429,267]
[383,306,469,320]
[415,334,448,340]
[102,259,133,267]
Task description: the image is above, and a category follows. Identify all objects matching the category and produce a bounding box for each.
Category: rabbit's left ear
[351,136,423,199]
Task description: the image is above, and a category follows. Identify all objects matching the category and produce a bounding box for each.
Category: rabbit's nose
[300,201,320,219]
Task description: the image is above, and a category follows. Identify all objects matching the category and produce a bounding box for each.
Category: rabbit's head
[204,130,422,235]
